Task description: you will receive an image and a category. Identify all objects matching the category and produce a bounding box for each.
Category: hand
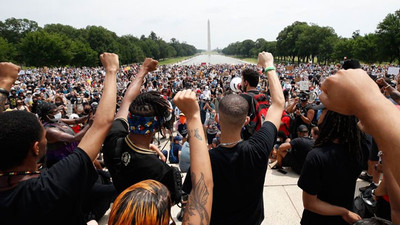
[319,69,382,116]
[294,97,300,104]
[341,210,361,224]
[173,90,200,119]
[257,52,274,68]
[0,62,20,91]
[295,109,301,116]
[142,58,158,72]
[376,78,389,88]
[100,53,119,73]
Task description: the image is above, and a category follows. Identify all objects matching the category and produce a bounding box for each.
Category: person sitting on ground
[311,126,319,140]
[108,90,213,225]
[273,125,314,174]
[182,52,285,225]
[102,58,182,204]
[169,135,182,164]
[0,53,118,225]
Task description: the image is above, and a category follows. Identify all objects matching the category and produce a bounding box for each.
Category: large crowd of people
[0,51,399,225]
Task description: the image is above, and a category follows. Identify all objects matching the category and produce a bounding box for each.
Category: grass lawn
[158,56,192,65]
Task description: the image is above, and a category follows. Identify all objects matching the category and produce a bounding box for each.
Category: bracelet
[264,66,276,74]
[0,88,9,96]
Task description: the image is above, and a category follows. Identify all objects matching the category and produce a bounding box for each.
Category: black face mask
[84,108,91,114]
[55,102,63,106]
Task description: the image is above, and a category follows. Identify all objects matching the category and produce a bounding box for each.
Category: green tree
[86,26,119,55]
[0,18,40,43]
[0,37,16,61]
[353,33,379,64]
[19,31,74,67]
[376,9,400,63]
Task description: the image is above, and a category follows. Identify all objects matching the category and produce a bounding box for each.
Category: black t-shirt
[102,119,177,195]
[0,148,97,225]
[178,123,188,138]
[289,137,314,174]
[298,143,363,225]
[183,121,277,225]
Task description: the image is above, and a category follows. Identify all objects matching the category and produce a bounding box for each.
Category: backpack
[245,93,270,135]
[281,111,294,137]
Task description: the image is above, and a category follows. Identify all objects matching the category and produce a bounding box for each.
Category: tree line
[0,18,198,67]
[222,9,400,64]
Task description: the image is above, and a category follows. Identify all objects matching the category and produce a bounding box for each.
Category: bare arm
[78,53,118,161]
[115,58,158,120]
[320,69,400,223]
[174,90,213,225]
[0,63,20,113]
[302,191,361,224]
[46,125,90,143]
[258,52,285,130]
[149,144,166,162]
[286,98,298,113]
[278,142,292,152]
[299,109,314,125]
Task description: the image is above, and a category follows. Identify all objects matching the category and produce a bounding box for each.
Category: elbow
[273,96,285,109]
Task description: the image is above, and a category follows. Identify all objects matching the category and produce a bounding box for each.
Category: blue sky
[1,0,399,50]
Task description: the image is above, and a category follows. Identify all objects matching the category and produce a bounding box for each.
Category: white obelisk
[207,19,211,52]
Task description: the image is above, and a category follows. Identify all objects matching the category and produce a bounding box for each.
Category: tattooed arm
[0,63,20,113]
[173,90,213,225]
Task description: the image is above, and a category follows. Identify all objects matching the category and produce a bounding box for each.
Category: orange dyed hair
[108,179,173,225]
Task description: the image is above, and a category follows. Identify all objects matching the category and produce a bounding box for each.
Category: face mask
[55,102,63,106]
[48,112,62,122]
[84,108,91,114]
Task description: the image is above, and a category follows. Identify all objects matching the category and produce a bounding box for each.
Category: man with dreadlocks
[297,109,364,225]
[103,58,181,203]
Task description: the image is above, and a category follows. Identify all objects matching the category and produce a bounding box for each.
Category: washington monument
[207,19,211,52]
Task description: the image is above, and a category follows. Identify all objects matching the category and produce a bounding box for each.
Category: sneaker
[359,183,377,193]
[359,173,373,183]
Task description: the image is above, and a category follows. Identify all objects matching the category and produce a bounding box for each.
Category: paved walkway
[100,164,369,225]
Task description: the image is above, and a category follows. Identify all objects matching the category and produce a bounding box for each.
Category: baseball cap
[297,125,308,133]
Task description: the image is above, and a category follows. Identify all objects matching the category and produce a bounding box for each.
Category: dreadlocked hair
[129,91,172,124]
[315,110,361,159]
[37,102,57,122]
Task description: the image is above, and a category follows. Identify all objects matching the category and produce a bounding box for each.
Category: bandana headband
[128,113,160,135]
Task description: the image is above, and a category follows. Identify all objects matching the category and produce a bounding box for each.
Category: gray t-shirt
[179,142,190,173]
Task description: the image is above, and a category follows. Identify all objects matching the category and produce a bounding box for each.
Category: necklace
[125,137,156,155]
[0,171,41,177]
[218,139,243,147]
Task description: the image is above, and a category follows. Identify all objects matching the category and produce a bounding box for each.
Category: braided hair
[129,91,172,128]
[37,102,57,122]
[315,110,361,159]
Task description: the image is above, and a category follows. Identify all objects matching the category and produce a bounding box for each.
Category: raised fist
[258,52,274,68]
[142,58,158,72]
[0,62,20,91]
[173,90,200,119]
[100,53,119,73]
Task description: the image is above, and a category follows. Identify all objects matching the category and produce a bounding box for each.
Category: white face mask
[49,112,62,122]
